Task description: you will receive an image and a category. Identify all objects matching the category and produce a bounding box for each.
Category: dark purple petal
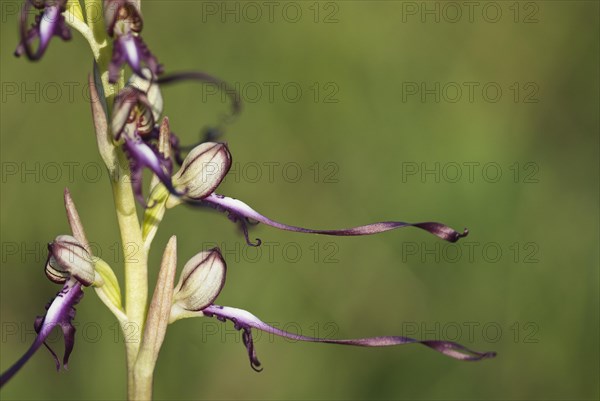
[109,33,162,84]
[195,193,468,246]
[203,305,496,372]
[157,72,242,163]
[15,1,71,61]
[0,282,83,388]
[122,136,182,206]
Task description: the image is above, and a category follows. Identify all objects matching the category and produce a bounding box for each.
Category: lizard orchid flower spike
[15,0,71,60]
[164,143,469,245]
[7,0,497,394]
[0,236,93,387]
[105,0,162,83]
[169,248,496,372]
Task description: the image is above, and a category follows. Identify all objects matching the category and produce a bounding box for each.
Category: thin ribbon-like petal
[157,72,242,162]
[194,193,468,246]
[0,281,83,388]
[203,305,496,372]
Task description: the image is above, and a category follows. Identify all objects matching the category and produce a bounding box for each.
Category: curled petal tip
[248,238,262,247]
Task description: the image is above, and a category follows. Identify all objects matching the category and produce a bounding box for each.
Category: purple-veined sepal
[167,143,232,203]
[15,0,71,61]
[45,235,96,286]
[171,248,227,316]
[200,304,496,372]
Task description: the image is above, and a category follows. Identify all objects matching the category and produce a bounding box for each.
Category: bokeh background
[1,1,598,400]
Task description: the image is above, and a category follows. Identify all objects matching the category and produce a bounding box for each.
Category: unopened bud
[46,235,96,286]
[172,248,226,311]
[172,143,231,200]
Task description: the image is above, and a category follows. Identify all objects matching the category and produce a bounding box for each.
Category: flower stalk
[2,0,496,399]
[133,236,178,400]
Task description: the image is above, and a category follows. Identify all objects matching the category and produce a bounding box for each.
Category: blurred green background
[1,1,598,400]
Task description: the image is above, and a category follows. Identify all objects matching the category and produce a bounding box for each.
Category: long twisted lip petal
[0,282,84,388]
[194,193,469,246]
[203,305,496,372]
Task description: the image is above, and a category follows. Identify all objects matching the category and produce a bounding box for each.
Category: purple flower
[15,0,71,60]
[169,143,469,245]
[145,71,468,246]
[111,70,242,208]
[170,248,496,372]
[105,0,162,83]
[0,236,95,387]
[112,84,182,205]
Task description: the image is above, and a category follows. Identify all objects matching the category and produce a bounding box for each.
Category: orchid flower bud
[172,248,226,315]
[170,143,231,203]
[45,235,96,286]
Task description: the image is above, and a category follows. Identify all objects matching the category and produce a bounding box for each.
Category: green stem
[78,0,155,398]
[111,156,149,400]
